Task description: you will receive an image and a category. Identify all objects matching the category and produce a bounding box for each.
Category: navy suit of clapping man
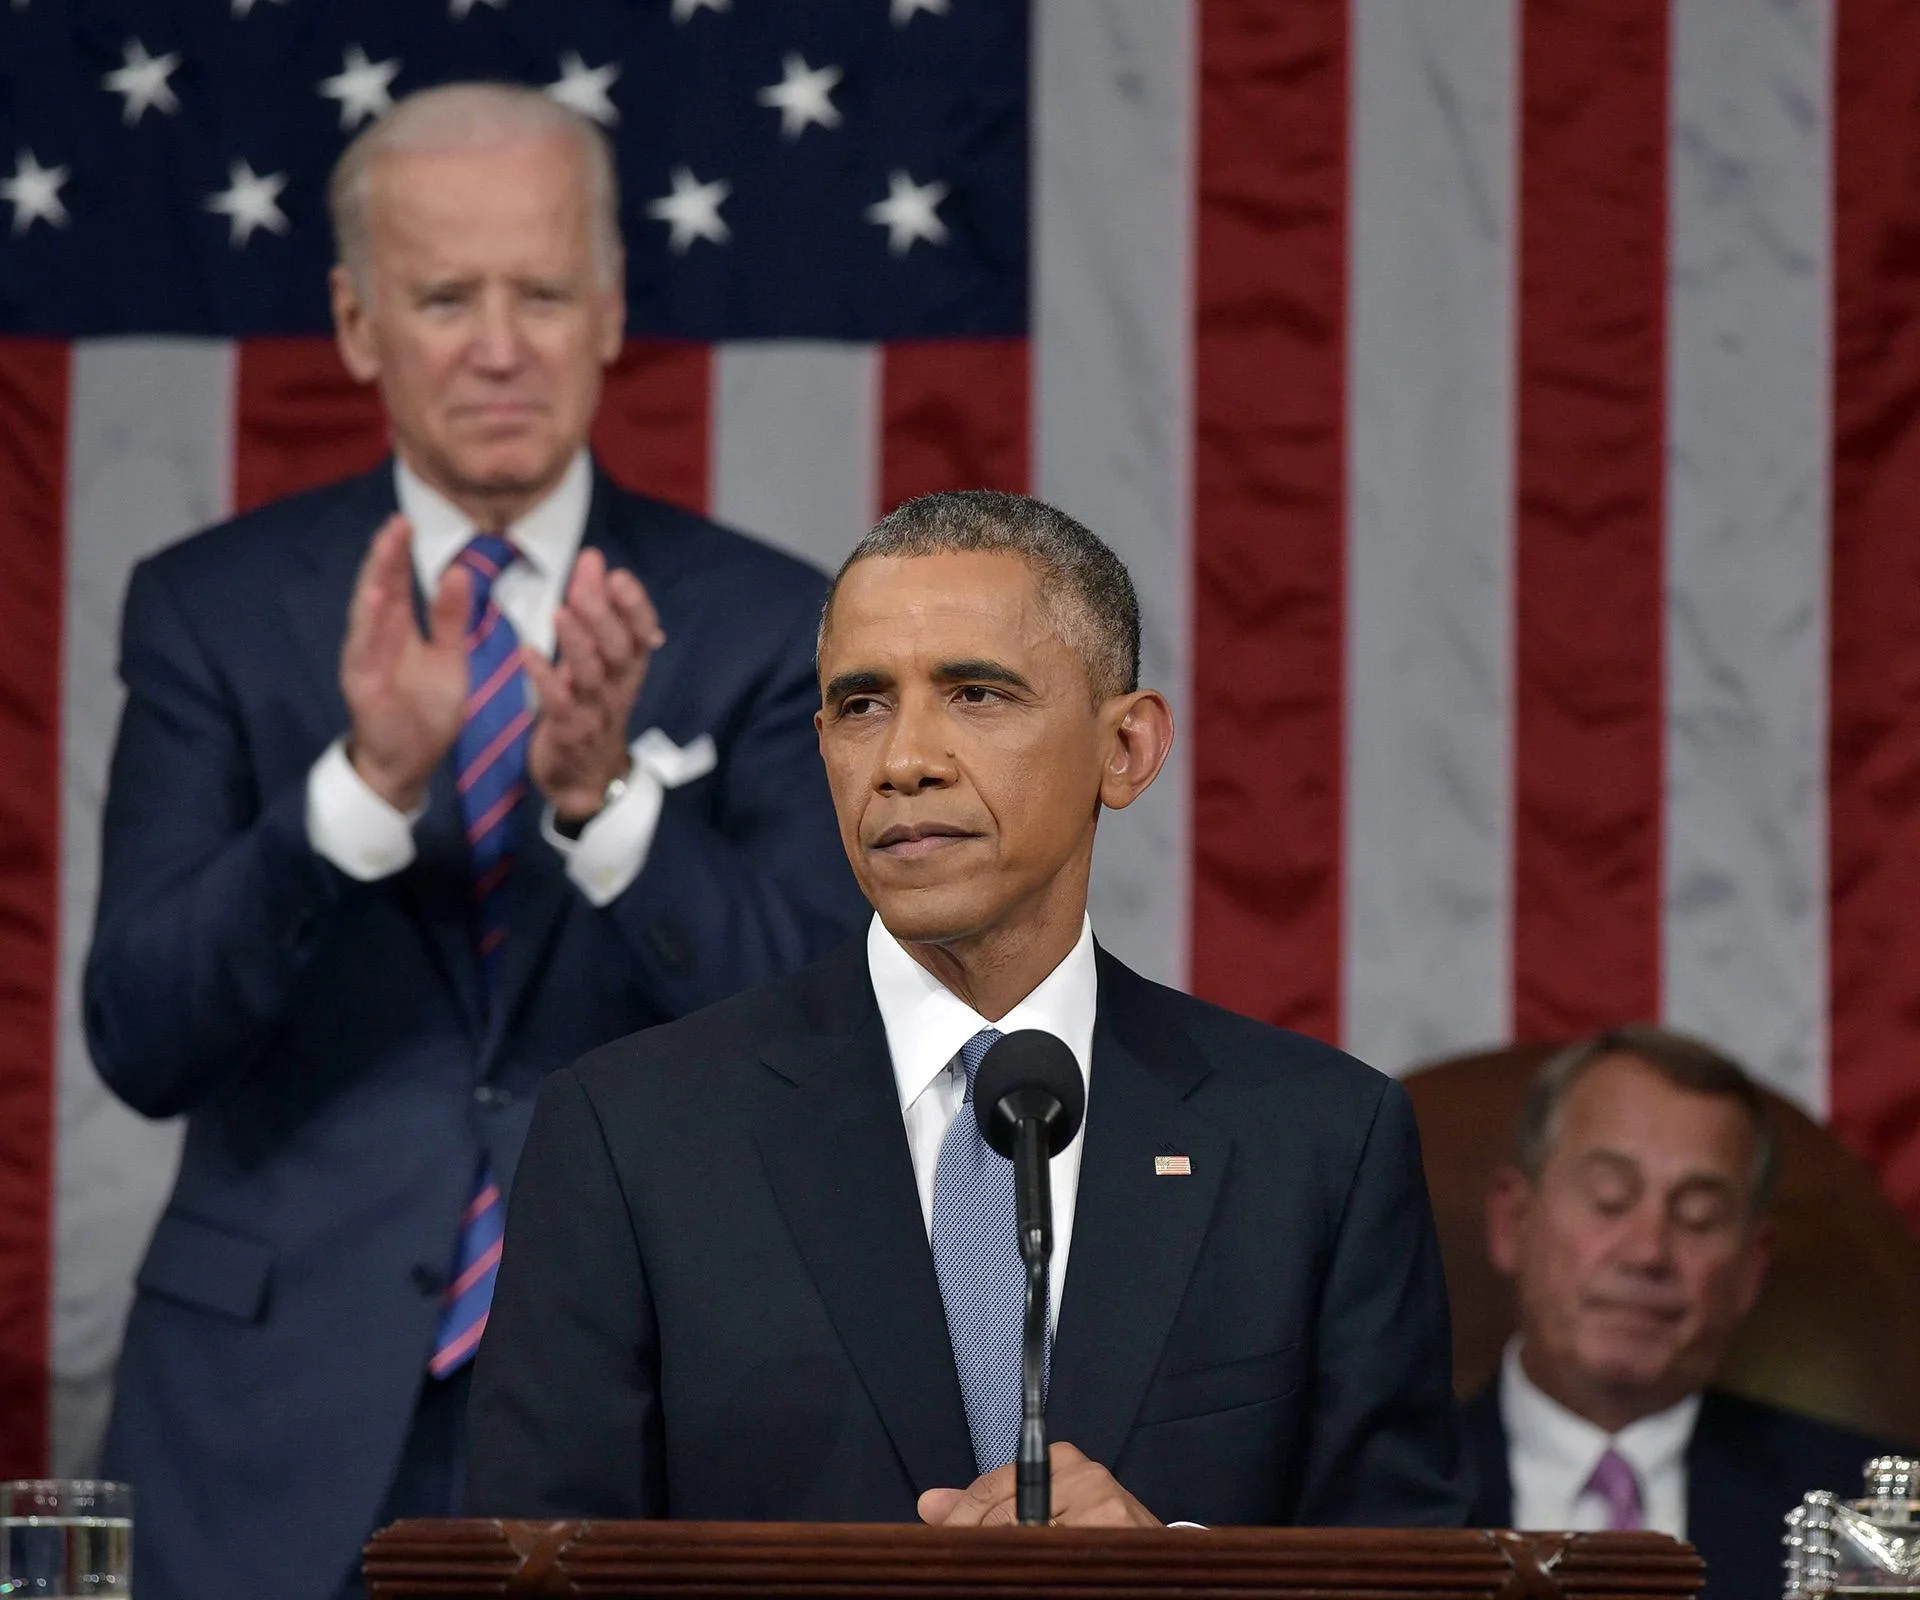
[468,490,1472,1530]
[84,83,866,1600]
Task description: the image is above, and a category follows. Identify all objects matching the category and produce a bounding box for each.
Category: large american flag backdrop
[2,0,1918,1476]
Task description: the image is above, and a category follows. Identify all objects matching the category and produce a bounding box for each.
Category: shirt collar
[1503,1338,1701,1484]
[393,449,593,587]
[866,912,1098,1113]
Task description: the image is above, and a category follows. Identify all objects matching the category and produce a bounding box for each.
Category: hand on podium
[917,1442,1162,1529]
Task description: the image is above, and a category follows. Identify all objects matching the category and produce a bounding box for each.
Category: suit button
[411,1265,445,1296]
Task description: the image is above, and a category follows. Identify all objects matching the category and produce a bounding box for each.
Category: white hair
[327,81,622,292]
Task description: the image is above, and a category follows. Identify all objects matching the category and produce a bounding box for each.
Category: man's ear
[331,264,380,384]
[1097,689,1174,812]
[596,255,627,367]
[1486,1164,1533,1278]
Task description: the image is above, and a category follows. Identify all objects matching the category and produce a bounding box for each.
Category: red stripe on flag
[593,341,712,515]
[234,339,387,515]
[1190,0,1348,1039]
[878,338,1031,515]
[0,342,68,1476]
[1511,0,1669,1041]
[1830,0,1920,1227]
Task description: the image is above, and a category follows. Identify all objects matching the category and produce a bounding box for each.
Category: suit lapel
[751,950,977,1496]
[402,763,489,1039]
[283,467,392,722]
[1045,952,1229,1469]
[1684,1392,1776,1599]
[482,471,679,1051]
[1462,1381,1515,1527]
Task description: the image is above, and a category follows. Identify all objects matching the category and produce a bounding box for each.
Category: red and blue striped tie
[430,533,528,1379]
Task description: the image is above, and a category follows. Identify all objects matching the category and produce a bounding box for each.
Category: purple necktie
[428,533,528,1379]
[1584,1448,1644,1531]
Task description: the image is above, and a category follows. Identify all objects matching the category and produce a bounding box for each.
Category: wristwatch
[553,766,631,842]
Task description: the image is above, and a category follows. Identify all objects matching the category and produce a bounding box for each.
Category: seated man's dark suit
[468,938,1471,1526]
[86,462,867,1600]
[1463,1380,1895,1598]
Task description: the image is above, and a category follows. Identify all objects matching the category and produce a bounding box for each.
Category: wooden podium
[364,1520,1706,1598]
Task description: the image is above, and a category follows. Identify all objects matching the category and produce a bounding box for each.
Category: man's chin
[1577,1337,1683,1394]
[867,885,991,948]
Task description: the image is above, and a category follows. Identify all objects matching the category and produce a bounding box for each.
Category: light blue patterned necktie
[931,1026,1049,1474]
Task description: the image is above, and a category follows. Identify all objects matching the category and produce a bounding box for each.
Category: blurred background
[2,0,1918,1480]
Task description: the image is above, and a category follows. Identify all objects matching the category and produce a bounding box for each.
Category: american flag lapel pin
[1153,1154,1192,1177]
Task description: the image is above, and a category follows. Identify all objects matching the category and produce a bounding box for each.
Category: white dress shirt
[1502,1338,1700,1538]
[867,913,1097,1333]
[305,451,667,905]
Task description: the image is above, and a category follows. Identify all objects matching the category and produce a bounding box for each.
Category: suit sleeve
[1293,1077,1471,1526]
[591,589,870,1017]
[82,556,360,1119]
[466,1065,665,1518]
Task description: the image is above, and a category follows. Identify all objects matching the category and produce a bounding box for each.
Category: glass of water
[0,1482,132,1597]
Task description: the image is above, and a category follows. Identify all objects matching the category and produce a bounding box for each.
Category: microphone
[971,1030,1086,1528]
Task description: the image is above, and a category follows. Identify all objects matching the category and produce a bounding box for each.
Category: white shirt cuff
[306,739,422,881]
[542,756,666,908]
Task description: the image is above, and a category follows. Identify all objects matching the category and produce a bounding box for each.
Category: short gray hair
[1514,1025,1779,1212]
[327,81,622,293]
[821,490,1141,703]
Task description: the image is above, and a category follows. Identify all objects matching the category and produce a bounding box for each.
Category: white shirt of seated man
[1503,1338,1699,1538]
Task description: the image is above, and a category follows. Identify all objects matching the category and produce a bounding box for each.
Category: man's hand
[340,514,471,813]
[525,549,666,821]
[917,1443,1161,1529]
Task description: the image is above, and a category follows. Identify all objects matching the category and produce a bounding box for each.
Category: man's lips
[1585,1297,1686,1325]
[868,823,979,860]
[454,401,547,425]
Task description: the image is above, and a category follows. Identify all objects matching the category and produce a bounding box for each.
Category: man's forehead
[825,552,1052,645]
[1554,1054,1758,1172]
[370,141,589,231]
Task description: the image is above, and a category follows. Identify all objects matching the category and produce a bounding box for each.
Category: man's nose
[1614,1202,1676,1272]
[878,699,956,793]
[469,292,525,373]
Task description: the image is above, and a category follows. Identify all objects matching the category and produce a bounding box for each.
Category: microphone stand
[1013,1114,1053,1527]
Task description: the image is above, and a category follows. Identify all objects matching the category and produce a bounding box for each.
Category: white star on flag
[230,0,287,17]
[319,46,400,131]
[546,52,620,126]
[102,40,182,126]
[647,166,730,254]
[2,150,69,235]
[892,0,949,24]
[866,170,949,255]
[449,0,505,16]
[757,54,843,141]
[205,160,289,247]
[671,0,729,19]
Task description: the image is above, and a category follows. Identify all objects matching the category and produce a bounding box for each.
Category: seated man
[1464,1027,1894,1596]
[468,489,1470,1527]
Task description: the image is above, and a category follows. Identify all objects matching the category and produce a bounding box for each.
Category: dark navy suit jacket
[467,939,1472,1528]
[85,463,867,1600]
[1463,1377,1893,1598]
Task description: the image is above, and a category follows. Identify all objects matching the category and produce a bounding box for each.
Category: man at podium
[468,491,1469,1527]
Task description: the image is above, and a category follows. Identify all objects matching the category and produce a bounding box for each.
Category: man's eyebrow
[823,669,891,704]
[930,659,1033,692]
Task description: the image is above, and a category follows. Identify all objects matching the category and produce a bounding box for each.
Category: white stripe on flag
[1034,0,1194,990]
[1343,0,1518,1074]
[55,338,234,1472]
[712,342,877,575]
[1662,0,1832,1112]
